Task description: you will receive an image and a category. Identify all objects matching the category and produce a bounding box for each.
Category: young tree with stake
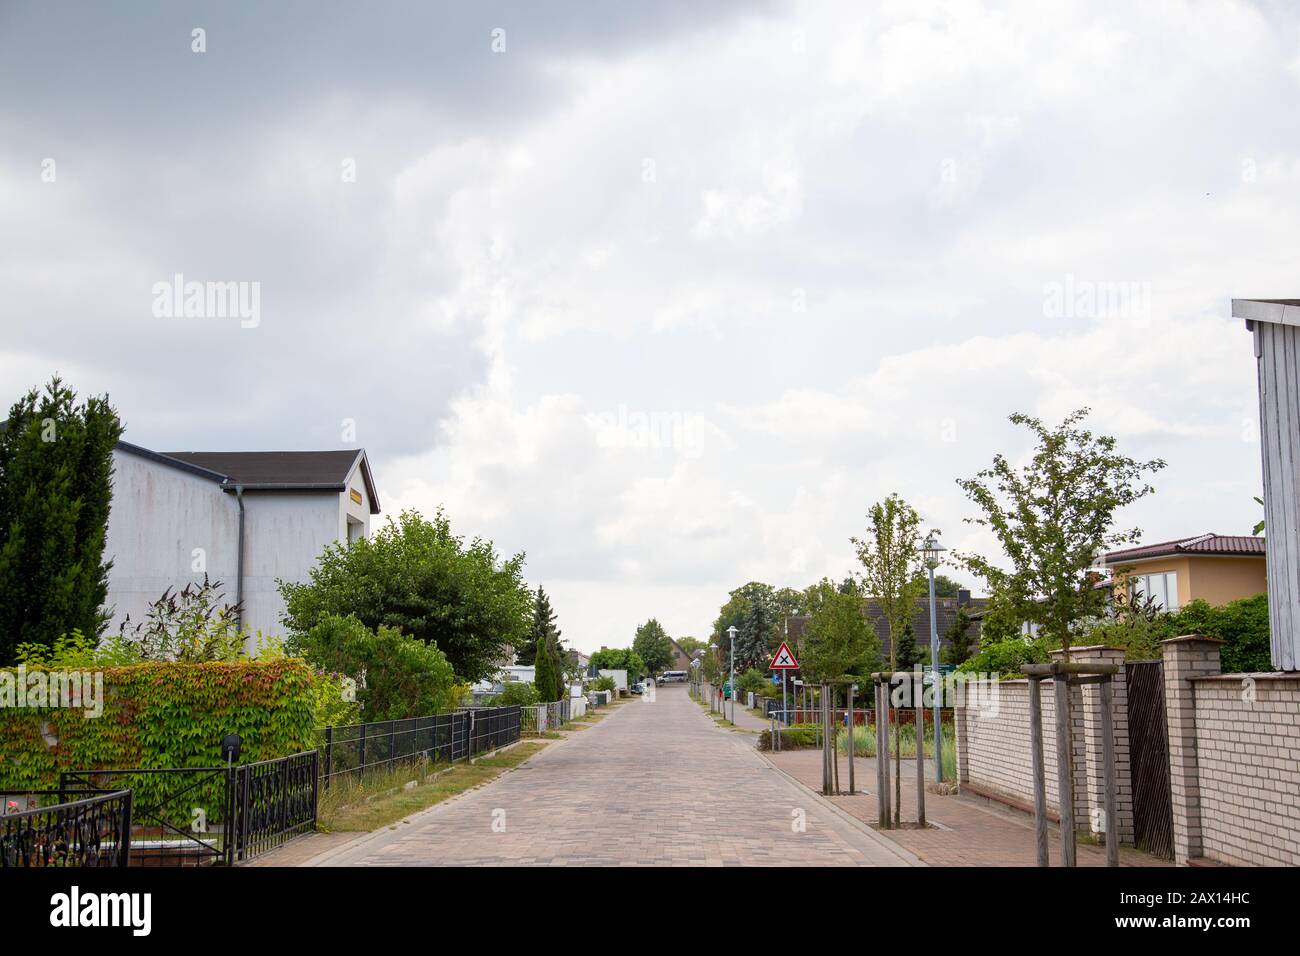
[853,494,928,827]
[955,407,1164,854]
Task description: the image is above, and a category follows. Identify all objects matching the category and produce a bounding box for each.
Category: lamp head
[221,733,242,763]
[922,534,946,569]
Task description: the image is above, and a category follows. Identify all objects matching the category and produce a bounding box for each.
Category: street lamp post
[726,625,738,724]
[923,534,947,785]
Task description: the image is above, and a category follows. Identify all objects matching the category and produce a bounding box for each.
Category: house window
[1129,571,1179,612]
[347,516,364,545]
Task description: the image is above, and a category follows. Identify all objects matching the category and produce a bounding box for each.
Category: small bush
[737,668,768,697]
[1171,595,1270,673]
[14,578,276,667]
[958,635,1050,678]
[294,613,458,721]
[311,670,360,728]
[487,681,538,707]
[758,726,818,750]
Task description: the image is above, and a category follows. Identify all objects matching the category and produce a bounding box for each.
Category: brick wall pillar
[1071,646,1132,844]
[1161,635,1223,865]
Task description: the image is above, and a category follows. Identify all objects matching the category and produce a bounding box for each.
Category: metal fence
[319,706,521,786]
[231,750,318,862]
[520,699,571,735]
[59,750,319,866]
[61,766,229,866]
[765,703,953,726]
[0,789,132,868]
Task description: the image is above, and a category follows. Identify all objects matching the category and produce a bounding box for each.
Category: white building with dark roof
[104,441,380,647]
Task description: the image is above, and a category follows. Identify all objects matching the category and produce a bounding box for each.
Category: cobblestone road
[313,686,918,866]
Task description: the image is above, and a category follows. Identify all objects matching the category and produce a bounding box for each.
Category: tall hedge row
[0,659,317,793]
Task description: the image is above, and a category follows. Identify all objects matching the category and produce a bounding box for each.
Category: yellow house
[1103,533,1266,611]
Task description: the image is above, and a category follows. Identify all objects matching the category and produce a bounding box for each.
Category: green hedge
[757,725,819,751]
[1170,595,1271,674]
[0,659,316,794]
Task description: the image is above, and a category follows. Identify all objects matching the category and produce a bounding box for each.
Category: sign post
[769,641,799,727]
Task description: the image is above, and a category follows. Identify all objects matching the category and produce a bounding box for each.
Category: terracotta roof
[1104,533,1264,564]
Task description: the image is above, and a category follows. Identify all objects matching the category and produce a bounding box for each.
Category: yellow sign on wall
[349,488,363,505]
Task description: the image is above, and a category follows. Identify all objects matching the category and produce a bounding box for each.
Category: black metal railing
[318,706,521,786]
[231,750,318,862]
[464,705,522,755]
[0,789,132,868]
[61,767,230,867]
[59,752,320,866]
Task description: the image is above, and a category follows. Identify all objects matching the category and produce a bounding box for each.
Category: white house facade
[103,443,380,647]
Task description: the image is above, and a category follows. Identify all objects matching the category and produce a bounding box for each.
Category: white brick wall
[959,677,1087,821]
[958,638,1300,865]
[1189,675,1300,867]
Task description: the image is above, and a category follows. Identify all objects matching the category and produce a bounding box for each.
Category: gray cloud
[2,0,1297,650]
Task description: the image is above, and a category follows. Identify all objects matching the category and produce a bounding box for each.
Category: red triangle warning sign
[769,641,799,669]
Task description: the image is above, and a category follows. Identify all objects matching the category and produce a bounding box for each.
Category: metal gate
[1126,661,1174,859]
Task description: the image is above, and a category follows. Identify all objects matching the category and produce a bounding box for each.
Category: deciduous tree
[633,617,674,674]
[296,613,459,721]
[852,493,928,826]
[955,408,1165,661]
[956,407,1164,853]
[280,508,531,682]
[800,578,880,682]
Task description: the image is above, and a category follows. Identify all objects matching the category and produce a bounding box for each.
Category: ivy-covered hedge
[0,659,316,793]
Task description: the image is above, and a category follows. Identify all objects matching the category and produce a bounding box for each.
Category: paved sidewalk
[304,686,919,867]
[700,684,773,733]
[764,748,1171,867]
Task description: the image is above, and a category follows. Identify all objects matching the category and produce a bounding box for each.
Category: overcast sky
[3,1,1297,653]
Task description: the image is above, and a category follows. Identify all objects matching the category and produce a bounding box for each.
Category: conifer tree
[0,377,122,662]
[529,586,564,700]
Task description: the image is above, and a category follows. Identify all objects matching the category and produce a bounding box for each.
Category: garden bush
[290,613,459,721]
[485,681,539,708]
[736,668,767,696]
[757,725,818,750]
[1075,593,1271,672]
[310,669,360,728]
[1170,595,1270,673]
[0,658,317,804]
[957,634,1051,678]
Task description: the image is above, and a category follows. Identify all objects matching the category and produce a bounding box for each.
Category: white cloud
[5,0,1297,652]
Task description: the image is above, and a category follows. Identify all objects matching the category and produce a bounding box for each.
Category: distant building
[598,668,628,691]
[666,639,694,671]
[1103,532,1266,613]
[785,589,986,661]
[104,441,379,647]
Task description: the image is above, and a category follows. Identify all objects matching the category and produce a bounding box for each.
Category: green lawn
[318,742,547,832]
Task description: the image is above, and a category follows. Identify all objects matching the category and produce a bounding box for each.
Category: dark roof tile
[1104,533,1264,563]
[116,443,380,513]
